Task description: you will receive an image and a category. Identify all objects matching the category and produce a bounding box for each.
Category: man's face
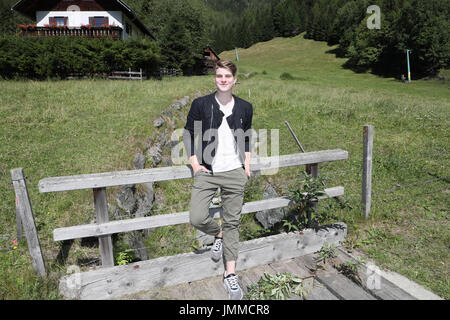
[214,67,236,93]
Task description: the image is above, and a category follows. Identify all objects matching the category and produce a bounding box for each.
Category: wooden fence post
[362,125,374,218]
[93,188,114,267]
[10,168,47,277]
[310,163,319,214]
[15,195,24,241]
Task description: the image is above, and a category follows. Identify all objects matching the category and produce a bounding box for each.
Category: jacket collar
[208,91,240,116]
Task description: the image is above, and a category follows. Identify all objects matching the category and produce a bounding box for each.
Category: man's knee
[189,211,211,229]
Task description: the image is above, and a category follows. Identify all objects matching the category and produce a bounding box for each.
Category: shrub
[0,35,161,79]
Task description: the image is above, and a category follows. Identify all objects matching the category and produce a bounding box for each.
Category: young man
[183,60,253,300]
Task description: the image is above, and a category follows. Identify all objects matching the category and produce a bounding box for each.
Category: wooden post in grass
[93,188,114,267]
[15,195,24,241]
[10,168,46,277]
[362,125,374,218]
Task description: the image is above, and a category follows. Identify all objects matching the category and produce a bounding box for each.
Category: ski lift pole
[406,49,412,83]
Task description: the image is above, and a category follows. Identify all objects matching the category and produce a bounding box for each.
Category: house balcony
[17,25,122,40]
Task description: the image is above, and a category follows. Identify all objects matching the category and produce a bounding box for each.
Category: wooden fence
[108,68,144,80]
[12,149,351,298]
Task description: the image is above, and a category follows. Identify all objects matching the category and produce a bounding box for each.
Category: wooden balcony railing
[17,26,122,40]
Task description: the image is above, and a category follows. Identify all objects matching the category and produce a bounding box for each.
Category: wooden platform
[118,247,423,300]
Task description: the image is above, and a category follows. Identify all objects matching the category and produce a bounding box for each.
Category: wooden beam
[53,186,344,242]
[39,150,348,193]
[362,125,374,218]
[58,222,347,299]
[11,168,47,277]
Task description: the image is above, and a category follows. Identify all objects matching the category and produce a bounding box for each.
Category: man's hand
[190,155,209,175]
[244,152,251,178]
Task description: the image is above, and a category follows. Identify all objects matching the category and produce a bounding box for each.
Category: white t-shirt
[211,96,243,173]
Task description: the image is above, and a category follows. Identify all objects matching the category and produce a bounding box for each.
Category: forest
[0,0,449,78]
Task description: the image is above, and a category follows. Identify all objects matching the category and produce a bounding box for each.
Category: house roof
[206,46,220,60]
[11,0,154,39]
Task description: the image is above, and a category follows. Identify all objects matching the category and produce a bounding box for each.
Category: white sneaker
[211,237,223,262]
[223,272,243,300]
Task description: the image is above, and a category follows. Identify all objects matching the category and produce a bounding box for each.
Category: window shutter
[89,17,94,26]
[104,17,109,25]
[64,17,68,26]
[49,17,55,25]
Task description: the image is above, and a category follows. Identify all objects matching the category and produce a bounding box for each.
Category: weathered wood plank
[335,248,416,300]
[53,187,344,241]
[59,223,347,299]
[187,278,216,300]
[11,168,47,277]
[268,260,303,300]
[271,257,338,300]
[39,150,348,193]
[300,254,376,300]
[203,275,229,300]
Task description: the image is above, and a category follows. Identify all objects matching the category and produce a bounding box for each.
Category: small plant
[286,172,326,229]
[115,249,134,265]
[246,272,311,300]
[335,259,364,285]
[315,243,337,266]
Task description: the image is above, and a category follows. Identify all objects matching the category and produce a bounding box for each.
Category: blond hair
[215,60,237,77]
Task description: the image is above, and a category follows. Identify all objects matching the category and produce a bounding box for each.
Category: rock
[194,91,202,99]
[153,117,165,128]
[162,155,172,166]
[170,102,182,110]
[146,143,162,166]
[162,109,173,117]
[178,97,188,107]
[125,231,149,261]
[133,153,146,169]
[255,184,286,229]
[158,129,169,146]
[116,185,137,214]
[135,182,154,217]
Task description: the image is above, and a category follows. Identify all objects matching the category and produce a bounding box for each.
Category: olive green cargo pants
[189,167,248,262]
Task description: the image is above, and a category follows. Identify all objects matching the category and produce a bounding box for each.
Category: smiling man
[183,60,253,300]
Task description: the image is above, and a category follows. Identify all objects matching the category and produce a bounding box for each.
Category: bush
[280,72,295,80]
[0,35,161,79]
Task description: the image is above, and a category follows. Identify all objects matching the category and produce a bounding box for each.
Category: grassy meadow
[1,34,448,299]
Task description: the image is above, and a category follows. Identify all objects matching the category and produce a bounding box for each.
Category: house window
[89,16,109,27]
[54,17,66,26]
[95,17,105,27]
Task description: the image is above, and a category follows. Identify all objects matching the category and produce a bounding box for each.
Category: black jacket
[183,92,253,171]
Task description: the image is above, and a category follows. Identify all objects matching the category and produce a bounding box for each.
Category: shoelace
[225,275,239,290]
[212,238,222,252]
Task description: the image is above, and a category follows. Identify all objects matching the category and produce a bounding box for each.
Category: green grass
[0,77,213,299]
[221,34,449,299]
[1,34,448,299]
